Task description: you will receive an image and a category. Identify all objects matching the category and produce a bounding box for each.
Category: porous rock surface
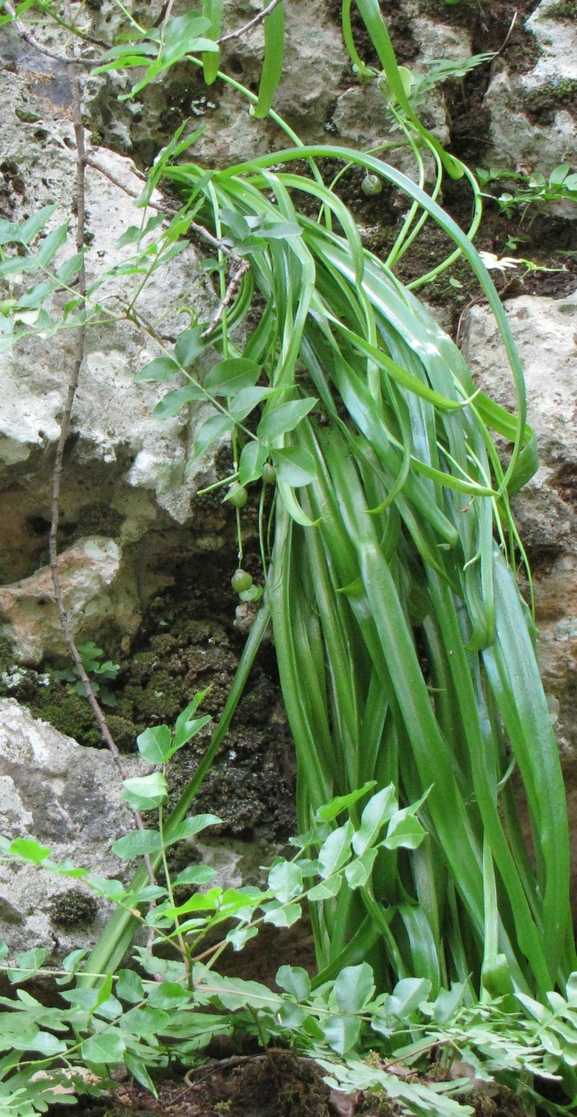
[1,0,577,955]
[0,698,148,957]
[485,0,577,175]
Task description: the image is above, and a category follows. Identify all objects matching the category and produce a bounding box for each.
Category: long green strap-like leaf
[254,0,285,118]
[202,0,221,84]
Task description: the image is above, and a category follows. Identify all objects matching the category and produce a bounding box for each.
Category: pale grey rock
[485,69,577,177]
[411,17,472,64]
[0,96,212,523]
[0,537,140,665]
[0,68,230,647]
[464,295,577,467]
[0,699,148,956]
[526,0,577,82]
[484,0,577,178]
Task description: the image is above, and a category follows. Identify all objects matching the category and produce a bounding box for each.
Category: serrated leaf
[344,847,378,888]
[86,875,126,900]
[315,783,377,823]
[192,413,235,461]
[30,1031,68,1056]
[121,771,168,810]
[116,969,145,1004]
[8,948,48,983]
[205,358,261,396]
[137,724,172,763]
[387,977,432,1018]
[238,440,268,485]
[226,925,259,951]
[124,1053,158,1095]
[154,383,207,418]
[318,820,354,879]
[276,965,311,1001]
[322,1014,361,1055]
[16,280,57,308]
[35,222,68,267]
[272,446,317,486]
[549,164,570,185]
[262,902,302,927]
[112,829,162,859]
[8,838,51,863]
[383,809,426,850]
[268,860,303,903]
[56,251,85,283]
[19,204,58,245]
[277,1001,308,1027]
[175,325,205,367]
[167,813,222,843]
[0,219,18,245]
[134,356,180,383]
[0,255,35,276]
[433,982,467,1024]
[81,1029,126,1065]
[116,224,143,248]
[174,864,218,886]
[334,963,375,1013]
[307,875,342,900]
[230,386,273,421]
[257,397,317,444]
[352,785,398,856]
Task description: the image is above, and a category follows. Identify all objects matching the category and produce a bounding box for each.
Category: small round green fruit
[226,483,248,508]
[261,463,276,485]
[231,569,253,593]
[0,298,17,315]
[361,174,382,196]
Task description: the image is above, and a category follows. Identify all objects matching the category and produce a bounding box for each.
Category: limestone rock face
[484,0,577,176]
[0,698,148,956]
[462,294,577,760]
[0,537,141,665]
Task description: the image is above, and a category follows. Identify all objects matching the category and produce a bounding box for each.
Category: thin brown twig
[83,154,235,257]
[201,259,250,339]
[218,0,284,45]
[48,70,156,888]
[2,1,98,64]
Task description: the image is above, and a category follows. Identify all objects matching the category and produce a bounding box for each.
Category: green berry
[0,299,17,315]
[261,463,276,485]
[361,174,382,196]
[226,483,248,508]
[231,569,253,593]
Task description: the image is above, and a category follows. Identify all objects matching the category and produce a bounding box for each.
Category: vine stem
[47,70,156,887]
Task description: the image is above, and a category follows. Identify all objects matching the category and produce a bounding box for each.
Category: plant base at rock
[1,766,576,1117]
[0,1,576,1113]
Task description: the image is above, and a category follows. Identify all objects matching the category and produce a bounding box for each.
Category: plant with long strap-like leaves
[60,0,574,1005]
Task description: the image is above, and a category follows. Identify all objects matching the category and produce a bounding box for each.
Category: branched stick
[218,0,284,45]
[84,154,236,257]
[201,259,250,339]
[2,1,98,64]
[48,71,156,888]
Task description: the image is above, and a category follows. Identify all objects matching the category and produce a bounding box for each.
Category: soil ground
[47,1051,534,1117]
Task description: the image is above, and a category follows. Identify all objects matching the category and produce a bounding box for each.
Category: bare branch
[201,259,250,339]
[218,0,284,45]
[84,153,236,257]
[2,2,98,64]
